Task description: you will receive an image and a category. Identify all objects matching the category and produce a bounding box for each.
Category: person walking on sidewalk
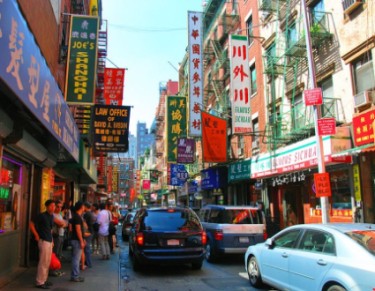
[51,200,67,277]
[70,201,86,282]
[97,202,110,260]
[29,199,56,289]
[82,202,94,269]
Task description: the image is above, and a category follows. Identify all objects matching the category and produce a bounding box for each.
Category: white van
[199,205,267,262]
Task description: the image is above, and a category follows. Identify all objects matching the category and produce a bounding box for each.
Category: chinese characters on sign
[169,164,189,186]
[228,159,251,182]
[93,105,131,152]
[304,88,323,106]
[65,15,99,104]
[188,11,203,137]
[166,96,187,162]
[177,137,195,164]
[201,111,227,163]
[104,68,125,105]
[317,118,336,136]
[230,35,251,134]
[352,108,375,146]
[0,0,80,162]
[314,173,331,198]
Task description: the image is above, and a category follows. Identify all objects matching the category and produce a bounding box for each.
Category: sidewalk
[1,245,120,291]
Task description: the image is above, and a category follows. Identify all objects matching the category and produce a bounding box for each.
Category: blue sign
[0,1,80,162]
[188,180,198,194]
[201,167,228,190]
[170,164,188,186]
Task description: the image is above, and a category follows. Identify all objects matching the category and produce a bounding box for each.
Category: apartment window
[352,54,375,94]
[311,0,325,26]
[287,23,297,49]
[252,118,260,150]
[292,93,304,130]
[250,64,257,95]
[247,16,253,46]
[266,42,276,69]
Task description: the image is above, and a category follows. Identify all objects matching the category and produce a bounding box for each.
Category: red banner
[142,179,151,190]
[103,68,125,105]
[201,111,227,162]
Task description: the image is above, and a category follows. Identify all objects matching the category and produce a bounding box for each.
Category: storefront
[228,159,255,205]
[251,127,354,228]
[200,167,228,206]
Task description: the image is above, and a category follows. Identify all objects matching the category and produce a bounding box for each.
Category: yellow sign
[353,164,362,202]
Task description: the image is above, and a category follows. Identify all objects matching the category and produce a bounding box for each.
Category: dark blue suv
[128,207,207,271]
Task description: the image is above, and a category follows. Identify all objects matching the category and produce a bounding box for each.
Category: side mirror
[265,238,274,248]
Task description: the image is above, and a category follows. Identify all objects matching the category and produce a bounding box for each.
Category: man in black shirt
[30,199,56,289]
[70,201,85,282]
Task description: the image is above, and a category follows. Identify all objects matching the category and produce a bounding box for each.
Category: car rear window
[208,209,261,224]
[346,230,375,255]
[143,209,202,231]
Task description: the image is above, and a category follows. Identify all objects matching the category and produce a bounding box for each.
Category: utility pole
[301,0,330,224]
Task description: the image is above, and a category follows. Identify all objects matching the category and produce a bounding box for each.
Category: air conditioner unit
[354,90,375,108]
[342,0,363,15]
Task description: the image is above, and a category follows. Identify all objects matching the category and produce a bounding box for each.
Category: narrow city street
[117,235,275,291]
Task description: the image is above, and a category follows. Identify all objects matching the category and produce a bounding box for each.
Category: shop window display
[311,169,352,217]
[0,156,22,232]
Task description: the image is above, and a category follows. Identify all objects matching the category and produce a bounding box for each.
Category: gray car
[245,223,375,291]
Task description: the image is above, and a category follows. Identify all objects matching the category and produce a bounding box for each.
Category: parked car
[128,207,206,271]
[119,208,128,223]
[199,205,267,262]
[121,209,138,241]
[245,223,375,291]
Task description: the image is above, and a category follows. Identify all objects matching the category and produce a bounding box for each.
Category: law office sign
[65,15,99,104]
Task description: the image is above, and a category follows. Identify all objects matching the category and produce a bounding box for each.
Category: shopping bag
[50,252,61,271]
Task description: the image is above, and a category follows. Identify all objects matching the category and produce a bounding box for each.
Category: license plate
[239,237,249,243]
[167,239,180,246]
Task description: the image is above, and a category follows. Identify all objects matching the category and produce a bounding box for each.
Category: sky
[102,0,204,136]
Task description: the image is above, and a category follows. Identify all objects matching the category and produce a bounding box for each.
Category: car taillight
[263,229,268,241]
[214,230,223,241]
[136,233,144,246]
[202,231,207,245]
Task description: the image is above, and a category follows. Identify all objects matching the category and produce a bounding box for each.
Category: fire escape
[260,0,345,150]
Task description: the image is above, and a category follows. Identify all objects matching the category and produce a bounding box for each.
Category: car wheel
[327,285,346,291]
[205,241,216,263]
[247,256,263,288]
[191,261,203,270]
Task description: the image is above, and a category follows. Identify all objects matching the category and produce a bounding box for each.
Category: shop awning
[331,143,375,157]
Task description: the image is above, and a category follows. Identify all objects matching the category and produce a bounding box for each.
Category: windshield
[144,210,202,231]
[346,230,375,255]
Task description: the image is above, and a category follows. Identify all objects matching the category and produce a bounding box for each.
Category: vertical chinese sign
[166,96,187,162]
[65,15,99,104]
[103,68,125,105]
[230,35,251,134]
[188,11,203,137]
[201,111,227,162]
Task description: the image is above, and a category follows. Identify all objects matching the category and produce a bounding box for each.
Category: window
[273,229,301,249]
[247,16,253,46]
[298,230,335,254]
[287,23,298,49]
[252,118,259,150]
[250,63,257,94]
[292,93,304,130]
[352,54,375,94]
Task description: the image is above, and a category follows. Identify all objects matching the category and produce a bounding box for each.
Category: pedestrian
[82,202,94,269]
[97,202,110,260]
[29,199,55,289]
[106,201,115,254]
[91,203,100,254]
[286,204,297,226]
[70,201,86,282]
[111,204,120,248]
[51,200,67,277]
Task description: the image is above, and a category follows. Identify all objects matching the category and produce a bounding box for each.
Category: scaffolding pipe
[301,0,330,224]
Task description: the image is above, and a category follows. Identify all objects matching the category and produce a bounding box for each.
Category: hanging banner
[65,15,99,104]
[352,108,375,147]
[201,111,227,163]
[93,105,131,152]
[142,179,151,190]
[103,68,125,105]
[177,137,195,164]
[229,35,251,134]
[188,11,203,137]
[166,96,187,162]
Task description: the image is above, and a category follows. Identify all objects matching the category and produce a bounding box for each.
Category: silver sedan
[244,223,375,291]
